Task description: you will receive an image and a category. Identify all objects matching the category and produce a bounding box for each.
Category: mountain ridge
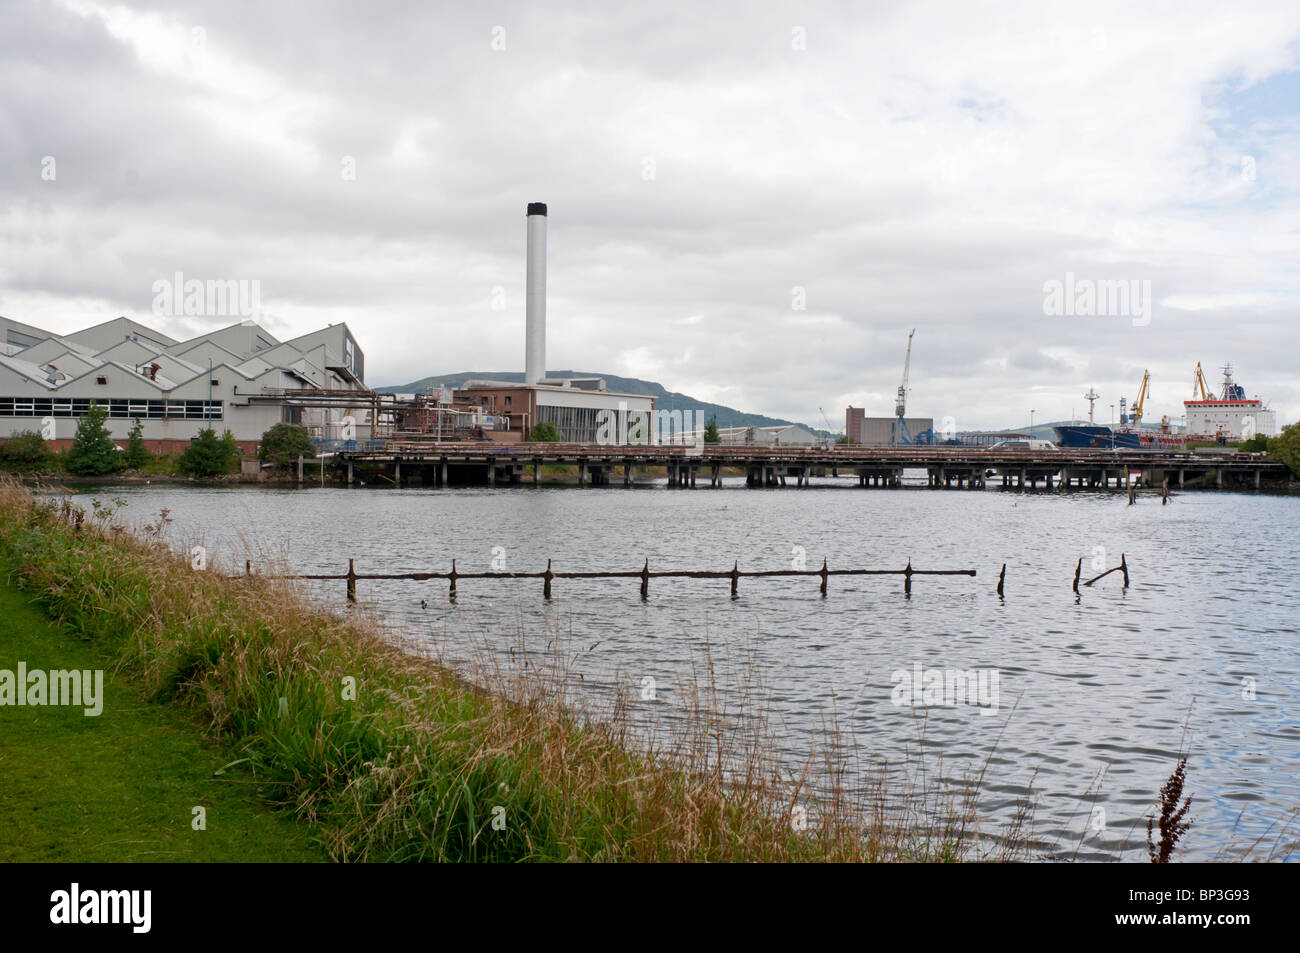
[373,370,824,433]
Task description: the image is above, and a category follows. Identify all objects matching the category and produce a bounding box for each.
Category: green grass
[0,584,325,862]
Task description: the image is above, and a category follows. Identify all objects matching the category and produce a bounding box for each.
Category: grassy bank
[0,585,325,861]
[0,478,1010,861]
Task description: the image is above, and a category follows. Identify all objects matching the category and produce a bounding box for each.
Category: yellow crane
[1130,369,1151,427]
[1193,361,1212,401]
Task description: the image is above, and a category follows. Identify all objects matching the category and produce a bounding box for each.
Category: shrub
[178,429,240,477]
[0,431,52,472]
[64,402,124,476]
[529,422,560,442]
[1268,422,1300,478]
[258,423,315,468]
[124,418,150,469]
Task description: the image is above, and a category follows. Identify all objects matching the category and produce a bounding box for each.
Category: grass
[0,476,1040,862]
[0,584,325,861]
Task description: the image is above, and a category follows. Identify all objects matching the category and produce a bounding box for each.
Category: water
[83,476,1300,860]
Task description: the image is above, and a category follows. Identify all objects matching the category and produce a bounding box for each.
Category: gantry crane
[1193,362,1212,401]
[890,329,916,446]
[1129,369,1151,428]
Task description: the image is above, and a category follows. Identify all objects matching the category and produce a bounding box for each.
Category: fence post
[640,559,649,600]
[543,558,553,600]
[346,558,356,603]
[730,561,739,599]
[449,558,457,600]
[997,563,1005,597]
[1072,557,1081,593]
[904,560,913,595]
[1120,553,1129,587]
[819,558,828,597]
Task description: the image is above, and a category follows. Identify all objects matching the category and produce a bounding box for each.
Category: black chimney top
[526,202,547,216]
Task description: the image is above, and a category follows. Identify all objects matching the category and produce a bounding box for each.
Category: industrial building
[0,314,373,452]
[845,406,934,446]
[680,423,820,447]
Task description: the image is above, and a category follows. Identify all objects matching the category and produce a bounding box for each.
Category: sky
[2,0,1298,431]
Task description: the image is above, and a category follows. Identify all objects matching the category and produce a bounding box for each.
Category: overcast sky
[3,0,1298,430]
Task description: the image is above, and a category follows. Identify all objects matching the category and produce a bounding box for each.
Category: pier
[331,443,1290,491]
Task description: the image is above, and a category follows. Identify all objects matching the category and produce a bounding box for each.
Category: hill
[374,371,827,433]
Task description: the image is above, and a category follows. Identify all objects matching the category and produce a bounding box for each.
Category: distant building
[682,423,820,447]
[453,378,656,443]
[845,406,934,445]
[0,315,372,451]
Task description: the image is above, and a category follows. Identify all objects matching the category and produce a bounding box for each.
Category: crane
[1129,369,1151,428]
[890,329,916,447]
[818,406,835,449]
[1193,362,1211,401]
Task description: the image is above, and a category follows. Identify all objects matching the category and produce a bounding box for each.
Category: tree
[1238,433,1269,453]
[529,422,560,442]
[704,417,720,444]
[836,435,854,445]
[0,431,52,472]
[258,423,315,468]
[65,402,123,476]
[1268,422,1300,478]
[124,417,150,469]
[178,428,240,477]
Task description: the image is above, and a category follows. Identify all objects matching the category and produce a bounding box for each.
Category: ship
[1052,424,1185,450]
[1183,363,1276,441]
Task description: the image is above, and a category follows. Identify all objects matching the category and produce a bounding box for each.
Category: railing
[239,557,979,602]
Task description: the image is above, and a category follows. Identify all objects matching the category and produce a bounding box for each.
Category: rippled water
[85,476,1300,860]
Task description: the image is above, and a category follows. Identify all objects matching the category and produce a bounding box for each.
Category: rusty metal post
[346,558,357,603]
[640,559,649,600]
[819,558,828,597]
[730,561,739,598]
[449,558,457,599]
[904,560,912,595]
[543,558,553,599]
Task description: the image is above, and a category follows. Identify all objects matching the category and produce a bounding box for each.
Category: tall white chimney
[524,202,547,385]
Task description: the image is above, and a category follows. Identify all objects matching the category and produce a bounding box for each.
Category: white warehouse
[0,314,373,452]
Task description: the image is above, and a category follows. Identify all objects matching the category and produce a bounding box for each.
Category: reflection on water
[88,478,1300,860]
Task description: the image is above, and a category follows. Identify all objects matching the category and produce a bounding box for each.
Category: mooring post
[819,558,828,597]
[543,558,553,600]
[640,559,649,600]
[449,558,457,600]
[997,563,1005,597]
[904,560,913,595]
[1072,557,1082,593]
[297,454,304,484]
[1120,553,1129,587]
[346,558,357,603]
[730,561,739,599]
[1162,478,1169,505]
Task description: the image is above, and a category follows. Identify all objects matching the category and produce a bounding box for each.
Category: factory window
[0,397,222,420]
[504,396,512,407]
[5,329,42,349]
[96,376,107,384]
[210,379,220,386]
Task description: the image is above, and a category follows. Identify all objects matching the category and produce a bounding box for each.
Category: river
[77,476,1300,861]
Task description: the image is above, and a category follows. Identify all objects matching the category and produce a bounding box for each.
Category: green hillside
[374,370,828,434]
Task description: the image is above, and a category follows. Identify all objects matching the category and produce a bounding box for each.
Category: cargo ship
[1051,424,1185,450]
